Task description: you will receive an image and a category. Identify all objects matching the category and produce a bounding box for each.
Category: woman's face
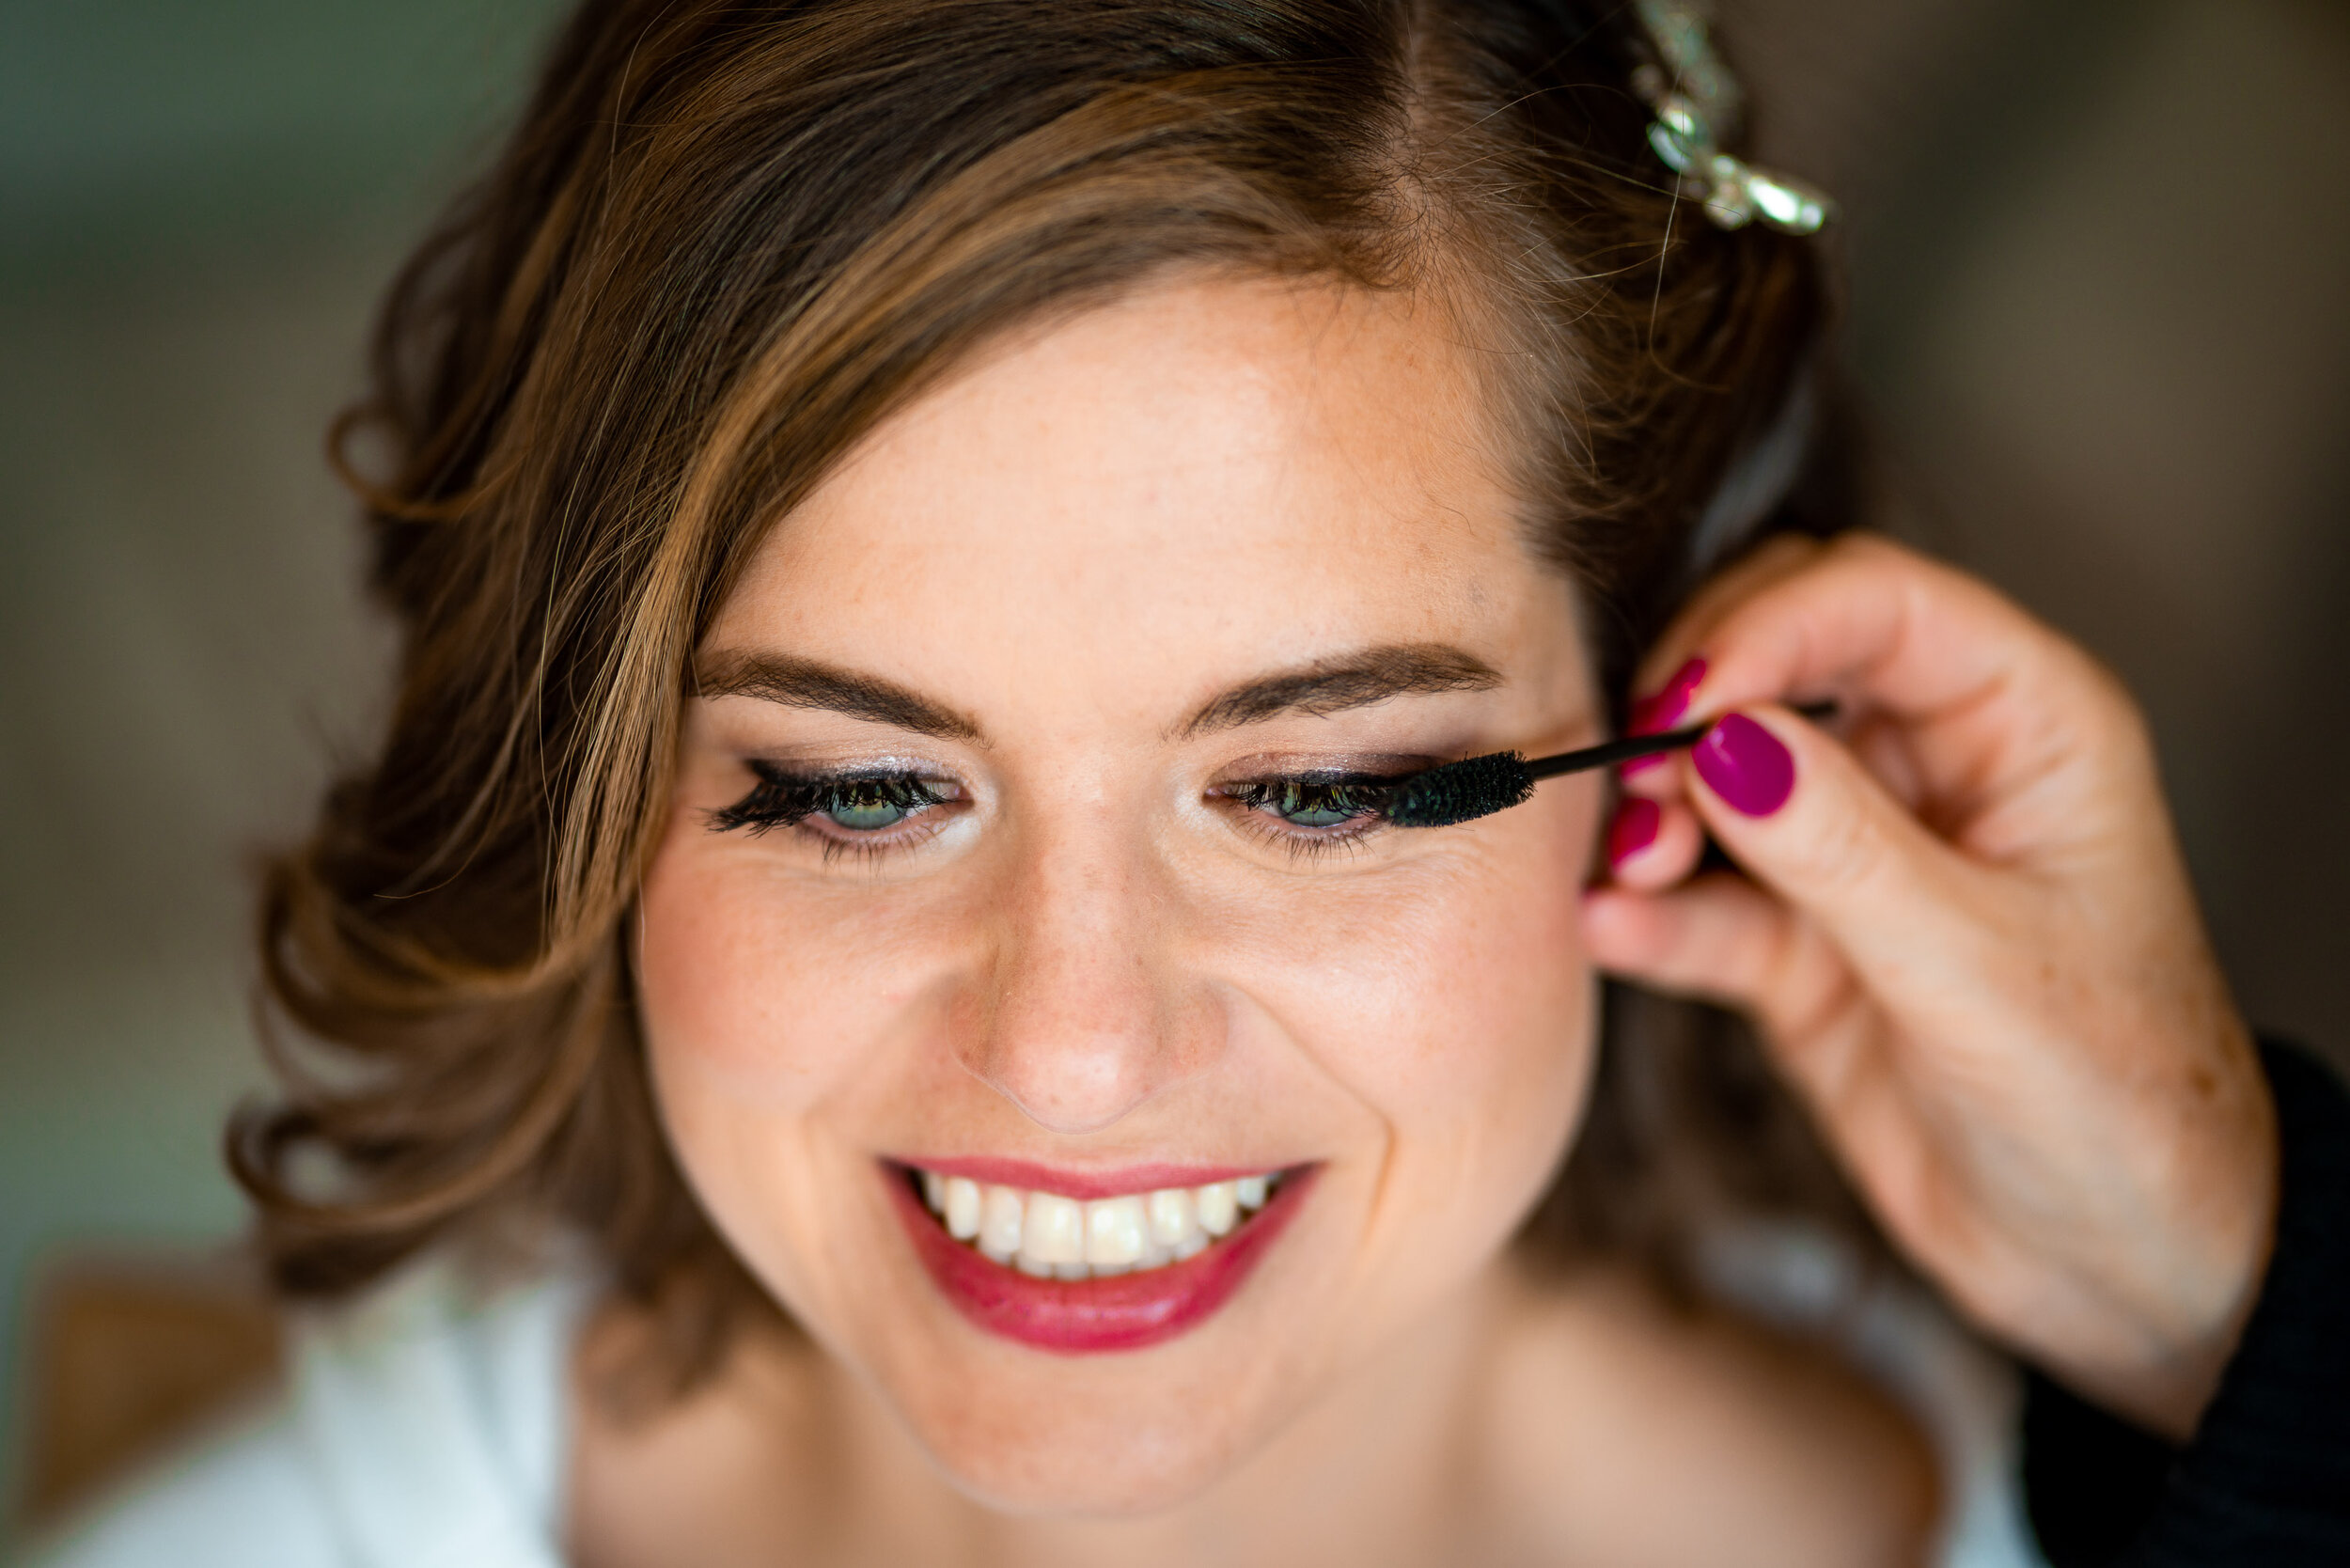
[637,276,1603,1512]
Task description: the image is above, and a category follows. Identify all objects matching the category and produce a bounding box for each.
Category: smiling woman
[228,0,1842,1387]
[626,278,1629,1514]
[37,2,2226,1565]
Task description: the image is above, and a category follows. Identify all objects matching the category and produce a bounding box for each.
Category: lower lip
[885,1165,1314,1355]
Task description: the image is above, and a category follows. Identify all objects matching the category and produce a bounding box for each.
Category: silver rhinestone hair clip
[1632,0,1835,235]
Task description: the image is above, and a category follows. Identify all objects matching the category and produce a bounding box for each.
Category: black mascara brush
[1383,700,1837,828]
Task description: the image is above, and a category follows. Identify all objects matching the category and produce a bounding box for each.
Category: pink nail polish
[1606,796,1662,867]
[1629,656,1707,736]
[1692,713,1794,817]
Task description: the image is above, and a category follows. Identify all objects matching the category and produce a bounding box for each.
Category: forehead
[713,276,1567,716]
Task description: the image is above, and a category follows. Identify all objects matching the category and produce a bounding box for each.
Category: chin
[895,1353,1292,1517]
[821,1166,1345,1518]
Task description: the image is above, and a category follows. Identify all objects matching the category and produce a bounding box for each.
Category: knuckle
[1828,530,1915,581]
[1778,953,1862,1060]
[2049,646,2156,767]
[1745,532,1825,575]
[1739,907,1850,1049]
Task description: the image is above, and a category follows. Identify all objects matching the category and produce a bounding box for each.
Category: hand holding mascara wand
[1379,700,1841,828]
[1569,535,2284,1455]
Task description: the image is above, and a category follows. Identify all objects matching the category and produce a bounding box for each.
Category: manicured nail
[1628,656,1707,735]
[1692,713,1794,817]
[1621,657,1706,777]
[1606,796,1662,868]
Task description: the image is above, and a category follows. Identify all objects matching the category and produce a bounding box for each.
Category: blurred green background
[2,0,2346,1541]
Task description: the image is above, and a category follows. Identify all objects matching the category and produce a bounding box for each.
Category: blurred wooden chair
[16,1251,281,1530]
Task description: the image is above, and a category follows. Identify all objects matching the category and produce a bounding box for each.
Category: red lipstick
[885,1165,1313,1354]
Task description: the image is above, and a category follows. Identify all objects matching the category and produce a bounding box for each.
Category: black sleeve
[2023,1039,2350,1567]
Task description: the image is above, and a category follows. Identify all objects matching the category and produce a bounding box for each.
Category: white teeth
[1195,1182,1238,1236]
[916,1168,1282,1279]
[1021,1192,1086,1268]
[979,1185,1025,1262]
[943,1177,982,1241]
[1146,1188,1194,1247]
[1085,1196,1147,1266]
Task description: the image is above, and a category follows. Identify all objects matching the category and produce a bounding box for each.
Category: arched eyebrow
[1179,644,1504,737]
[695,651,982,741]
[694,642,1501,745]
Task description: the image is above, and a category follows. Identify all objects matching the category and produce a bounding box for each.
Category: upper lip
[887,1155,1298,1201]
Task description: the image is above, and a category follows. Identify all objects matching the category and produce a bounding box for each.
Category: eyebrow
[695,651,982,741]
[1179,643,1505,737]
[695,641,1503,745]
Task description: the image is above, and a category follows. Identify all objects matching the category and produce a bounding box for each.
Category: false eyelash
[708,764,951,838]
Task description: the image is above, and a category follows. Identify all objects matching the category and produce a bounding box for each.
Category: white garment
[26,1258,588,1568]
[27,1245,2048,1567]
[1695,1222,2050,1568]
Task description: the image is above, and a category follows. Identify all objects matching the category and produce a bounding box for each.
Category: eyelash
[711,767,1403,863]
[1214,777,1399,860]
[709,764,962,862]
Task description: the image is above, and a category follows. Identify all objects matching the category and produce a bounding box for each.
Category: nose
[953,824,1223,1136]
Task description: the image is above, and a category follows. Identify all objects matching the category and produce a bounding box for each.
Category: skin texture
[589,279,1936,1564]
[1590,534,2280,1440]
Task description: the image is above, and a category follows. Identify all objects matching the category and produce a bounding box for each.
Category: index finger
[1653,534,2137,832]
[1682,535,2039,713]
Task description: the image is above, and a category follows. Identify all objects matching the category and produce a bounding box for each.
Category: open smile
[885,1159,1314,1353]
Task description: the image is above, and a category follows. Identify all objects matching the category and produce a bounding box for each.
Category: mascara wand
[1385,700,1838,829]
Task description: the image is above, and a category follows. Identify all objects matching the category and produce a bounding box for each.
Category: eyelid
[1209,752,1438,787]
[746,756,964,785]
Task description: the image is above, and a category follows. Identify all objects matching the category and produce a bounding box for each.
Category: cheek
[1369,849,1595,1212]
[634,815,942,1106]
[633,814,978,1330]
[1217,786,1602,1234]
[635,845,811,1104]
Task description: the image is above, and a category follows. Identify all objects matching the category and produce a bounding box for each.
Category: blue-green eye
[1235,779,1390,830]
[816,777,938,831]
[711,767,951,837]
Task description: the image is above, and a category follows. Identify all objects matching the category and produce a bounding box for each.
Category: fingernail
[1606,796,1662,868]
[1628,656,1707,736]
[1692,713,1794,817]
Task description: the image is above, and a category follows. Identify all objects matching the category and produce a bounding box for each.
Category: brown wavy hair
[234,0,1865,1393]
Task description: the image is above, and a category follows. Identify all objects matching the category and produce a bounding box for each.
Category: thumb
[1682,705,2004,1029]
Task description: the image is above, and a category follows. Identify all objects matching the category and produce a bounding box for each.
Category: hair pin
[1631,0,1836,236]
